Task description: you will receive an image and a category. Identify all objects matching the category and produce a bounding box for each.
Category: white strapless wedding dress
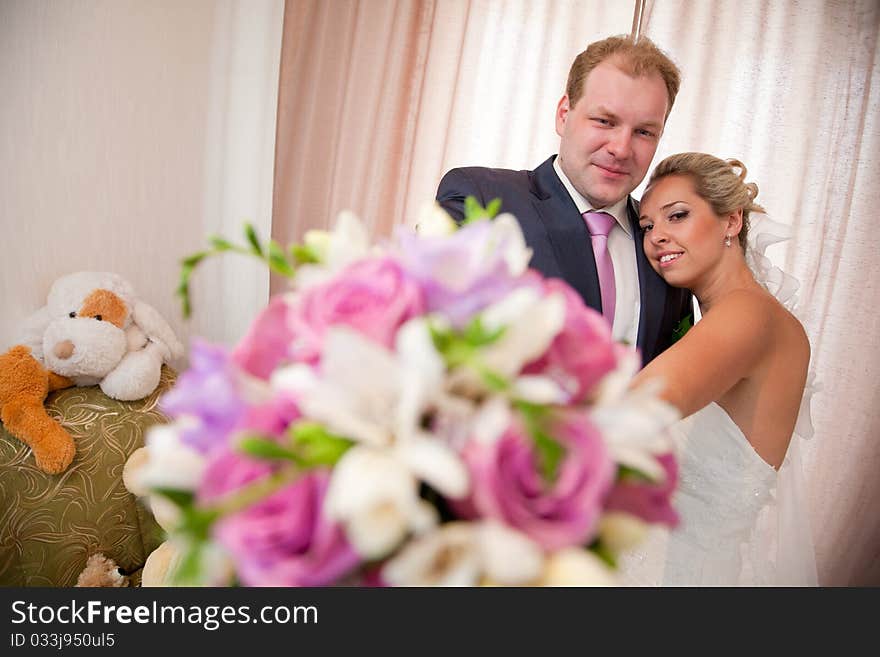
[619,215,818,587]
[619,402,816,586]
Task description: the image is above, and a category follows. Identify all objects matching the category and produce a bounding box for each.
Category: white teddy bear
[16,271,184,401]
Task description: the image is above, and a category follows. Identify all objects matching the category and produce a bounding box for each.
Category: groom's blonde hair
[645,153,767,252]
[567,35,681,120]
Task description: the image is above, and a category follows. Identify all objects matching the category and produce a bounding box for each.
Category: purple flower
[162,337,304,455]
[457,411,615,551]
[605,453,679,527]
[213,471,360,586]
[523,278,618,403]
[161,339,247,454]
[286,257,425,364]
[397,219,527,327]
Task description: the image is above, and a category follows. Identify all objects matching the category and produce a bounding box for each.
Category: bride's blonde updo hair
[645,153,766,252]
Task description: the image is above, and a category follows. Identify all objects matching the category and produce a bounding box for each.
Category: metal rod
[631,0,646,39]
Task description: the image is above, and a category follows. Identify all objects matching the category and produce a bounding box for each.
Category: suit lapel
[630,197,666,363]
[529,156,603,313]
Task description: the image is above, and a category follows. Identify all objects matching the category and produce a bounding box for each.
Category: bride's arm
[632,289,772,418]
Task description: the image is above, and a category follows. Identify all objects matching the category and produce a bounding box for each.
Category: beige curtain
[271,0,633,296]
[272,0,880,584]
[640,0,880,587]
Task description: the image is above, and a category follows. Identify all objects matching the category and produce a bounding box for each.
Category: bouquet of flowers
[137,199,680,586]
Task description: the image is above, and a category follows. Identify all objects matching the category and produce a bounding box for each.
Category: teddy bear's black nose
[53,340,75,360]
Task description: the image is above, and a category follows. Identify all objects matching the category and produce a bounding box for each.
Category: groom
[436,35,692,365]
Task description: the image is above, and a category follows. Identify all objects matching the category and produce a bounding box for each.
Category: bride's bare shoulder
[713,288,809,356]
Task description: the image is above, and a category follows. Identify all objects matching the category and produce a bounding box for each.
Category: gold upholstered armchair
[0,368,175,586]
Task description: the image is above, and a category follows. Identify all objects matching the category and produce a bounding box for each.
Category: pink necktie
[583,211,616,325]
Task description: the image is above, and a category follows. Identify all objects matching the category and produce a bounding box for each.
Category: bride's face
[638,174,729,287]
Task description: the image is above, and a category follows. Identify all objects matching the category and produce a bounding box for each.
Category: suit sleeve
[436,168,481,225]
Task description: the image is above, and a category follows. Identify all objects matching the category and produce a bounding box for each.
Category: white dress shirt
[552,157,640,347]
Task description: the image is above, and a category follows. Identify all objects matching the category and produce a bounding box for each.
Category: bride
[619,152,818,586]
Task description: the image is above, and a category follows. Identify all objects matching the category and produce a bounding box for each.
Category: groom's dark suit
[436,154,692,365]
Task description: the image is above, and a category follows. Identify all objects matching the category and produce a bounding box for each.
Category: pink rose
[213,471,360,586]
[197,394,302,503]
[232,295,297,379]
[524,278,618,403]
[287,257,425,364]
[605,453,679,527]
[458,411,615,551]
[198,447,276,505]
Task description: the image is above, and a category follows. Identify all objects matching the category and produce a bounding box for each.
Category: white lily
[480,287,565,376]
[273,322,470,558]
[295,210,374,289]
[590,350,680,481]
[478,520,545,585]
[382,522,482,586]
[323,446,438,559]
[382,520,545,587]
[447,287,568,403]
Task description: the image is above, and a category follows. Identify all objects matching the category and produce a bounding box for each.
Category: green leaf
[616,463,655,484]
[152,487,196,509]
[428,322,453,352]
[589,541,618,569]
[290,243,321,265]
[671,313,693,344]
[484,197,502,219]
[181,251,209,267]
[244,223,264,256]
[532,428,565,484]
[478,366,509,392]
[462,317,505,347]
[462,195,503,224]
[289,422,354,467]
[209,236,234,251]
[515,403,566,484]
[268,239,296,277]
[179,506,221,540]
[169,542,201,585]
[237,434,302,463]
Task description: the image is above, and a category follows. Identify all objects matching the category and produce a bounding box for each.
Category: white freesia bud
[324,446,423,560]
[491,213,532,276]
[148,495,182,532]
[511,375,569,404]
[141,423,205,492]
[598,512,650,554]
[303,229,332,262]
[470,396,512,445]
[415,202,457,236]
[328,210,371,263]
[382,523,482,586]
[540,548,618,586]
[479,521,545,585]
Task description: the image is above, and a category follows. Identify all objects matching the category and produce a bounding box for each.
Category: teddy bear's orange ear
[78,290,128,328]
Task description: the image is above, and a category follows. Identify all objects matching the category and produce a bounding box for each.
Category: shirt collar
[553,156,632,237]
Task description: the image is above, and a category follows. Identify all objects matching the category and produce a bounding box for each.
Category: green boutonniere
[671,313,693,344]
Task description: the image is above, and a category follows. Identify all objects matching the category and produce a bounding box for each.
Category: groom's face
[555,60,669,209]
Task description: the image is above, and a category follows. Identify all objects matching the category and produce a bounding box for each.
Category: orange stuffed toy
[0,346,76,474]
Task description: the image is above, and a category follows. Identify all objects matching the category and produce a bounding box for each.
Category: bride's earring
[724,235,732,247]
